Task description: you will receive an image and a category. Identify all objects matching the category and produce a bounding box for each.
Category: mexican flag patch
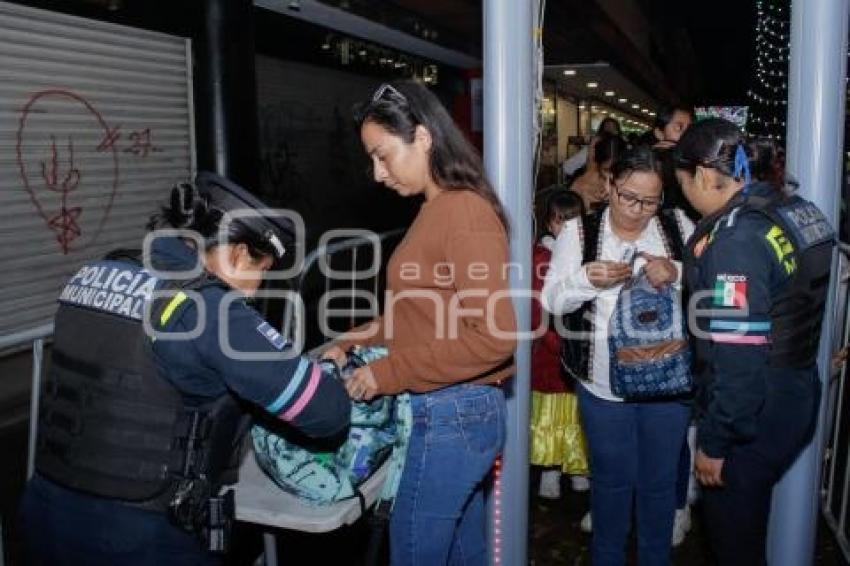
[714,274,747,307]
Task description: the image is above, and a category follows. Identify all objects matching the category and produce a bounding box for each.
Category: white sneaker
[671,505,692,547]
[580,511,592,533]
[538,469,562,499]
[686,424,700,505]
[570,475,590,492]
[687,478,700,506]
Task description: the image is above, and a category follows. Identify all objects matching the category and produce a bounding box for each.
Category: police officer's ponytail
[149,182,218,233]
[148,182,205,230]
[674,118,782,187]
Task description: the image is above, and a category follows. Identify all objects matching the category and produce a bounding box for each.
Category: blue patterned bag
[608,270,692,400]
[251,346,411,506]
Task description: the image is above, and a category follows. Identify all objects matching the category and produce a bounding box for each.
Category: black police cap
[195,171,294,259]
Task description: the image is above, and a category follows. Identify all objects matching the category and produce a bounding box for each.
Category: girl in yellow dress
[531,190,590,499]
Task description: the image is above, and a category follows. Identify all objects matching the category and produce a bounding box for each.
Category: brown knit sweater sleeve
[370,191,517,394]
[333,316,386,352]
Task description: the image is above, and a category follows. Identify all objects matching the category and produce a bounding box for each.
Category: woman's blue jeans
[578,385,690,566]
[389,384,506,566]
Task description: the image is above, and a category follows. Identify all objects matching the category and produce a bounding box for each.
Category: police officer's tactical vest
[560,209,685,382]
[36,250,246,512]
[689,191,834,369]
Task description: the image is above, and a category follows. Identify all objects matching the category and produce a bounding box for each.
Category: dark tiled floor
[528,468,849,566]
[2,420,849,565]
[528,474,709,566]
[0,420,28,566]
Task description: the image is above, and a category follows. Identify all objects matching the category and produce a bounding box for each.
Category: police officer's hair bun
[674,118,742,177]
[147,181,217,232]
[146,182,276,259]
[674,118,783,186]
[169,182,197,226]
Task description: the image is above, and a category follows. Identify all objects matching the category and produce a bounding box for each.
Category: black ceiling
[386,0,757,106]
[641,0,757,105]
[11,0,758,106]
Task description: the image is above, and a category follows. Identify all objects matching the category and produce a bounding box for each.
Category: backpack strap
[657,209,684,261]
[378,393,411,510]
[363,391,412,566]
[558,209,605,383]
[580,210,604,264]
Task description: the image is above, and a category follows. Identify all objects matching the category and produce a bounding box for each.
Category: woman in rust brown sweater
[324,80,516,565]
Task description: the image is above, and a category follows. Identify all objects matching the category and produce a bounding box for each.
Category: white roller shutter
[0,1,195,339]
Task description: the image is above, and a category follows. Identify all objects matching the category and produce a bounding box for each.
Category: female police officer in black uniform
[673,119,834,565]
[19,173,351,565]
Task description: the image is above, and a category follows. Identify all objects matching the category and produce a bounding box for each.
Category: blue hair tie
[733,143,751,184]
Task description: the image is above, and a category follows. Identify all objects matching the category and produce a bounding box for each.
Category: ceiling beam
[255,0,480,68]
[545,0,679,104]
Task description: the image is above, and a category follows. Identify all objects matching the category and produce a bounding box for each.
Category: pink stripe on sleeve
[709,333,770,345]
[280,362,322,422]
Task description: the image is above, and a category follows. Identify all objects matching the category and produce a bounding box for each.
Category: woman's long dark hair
[594,133,628,168]
[354,80,510,233]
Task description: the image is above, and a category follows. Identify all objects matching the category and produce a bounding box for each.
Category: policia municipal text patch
[59,260,158,321]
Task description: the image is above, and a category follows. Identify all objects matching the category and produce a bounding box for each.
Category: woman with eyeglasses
[322,80,517,565]
[542,145,695,566]
[674,119,833,566]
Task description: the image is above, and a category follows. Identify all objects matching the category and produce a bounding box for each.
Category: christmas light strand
[748,0,790,139]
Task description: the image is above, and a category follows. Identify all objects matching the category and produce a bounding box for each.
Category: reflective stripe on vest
[160,291,189,326]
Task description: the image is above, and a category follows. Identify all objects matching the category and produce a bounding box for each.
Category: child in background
[531,189,590,499]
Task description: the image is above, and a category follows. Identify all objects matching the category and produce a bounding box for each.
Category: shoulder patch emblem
[778,200,834,247]
[765,225,796,274]
[714,274,747,307]
[257,321,288,350]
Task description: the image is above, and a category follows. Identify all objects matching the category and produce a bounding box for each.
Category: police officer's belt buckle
[203,488,236,554]
[167,479,235,554]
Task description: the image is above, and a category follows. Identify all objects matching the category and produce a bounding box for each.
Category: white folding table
[233,448,388,566]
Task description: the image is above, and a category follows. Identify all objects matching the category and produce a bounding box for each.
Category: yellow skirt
[530,391,590,475]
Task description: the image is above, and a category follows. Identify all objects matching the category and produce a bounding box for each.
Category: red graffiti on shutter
[16,89,120,254]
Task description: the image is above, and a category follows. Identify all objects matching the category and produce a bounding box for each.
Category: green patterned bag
[251,346,410,506]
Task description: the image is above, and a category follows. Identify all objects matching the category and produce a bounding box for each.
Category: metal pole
[0,323,53,351]
[769,1,849,564]
[27,338,44,480]
[483,0,534,564]
[196,0,260,190]
[262,532,278,566]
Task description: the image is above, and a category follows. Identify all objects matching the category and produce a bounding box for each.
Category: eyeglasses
[371,83,407,104]
[612,182,662,213]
